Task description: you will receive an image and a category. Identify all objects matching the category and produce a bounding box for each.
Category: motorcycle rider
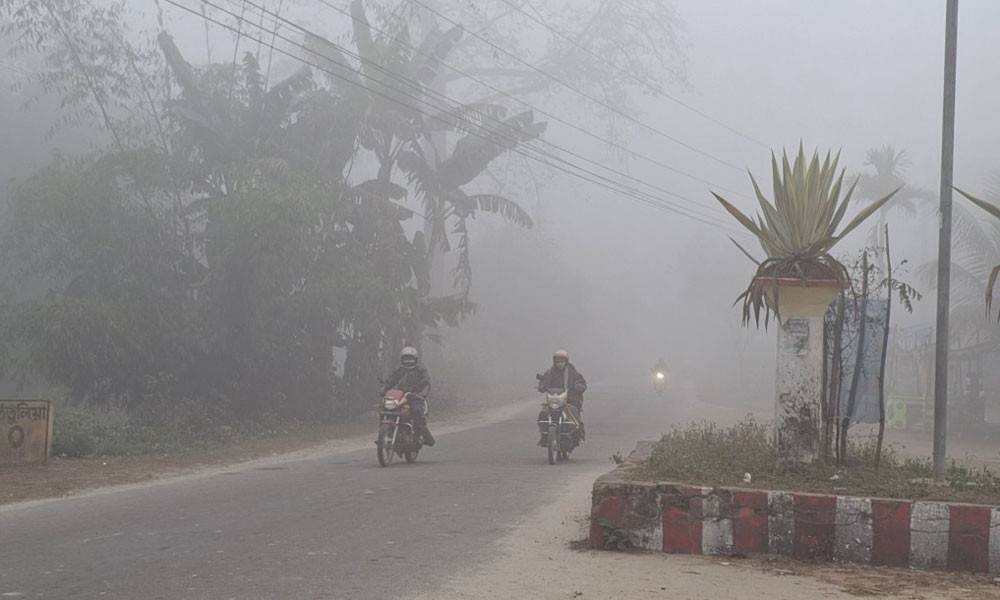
[537,349,587,445]
[652,357,670,378]
[381,347,435,447]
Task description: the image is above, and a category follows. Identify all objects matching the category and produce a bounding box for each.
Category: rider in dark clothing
[653,357,669,376]
[381,347,435,446]
[537,349,587,445]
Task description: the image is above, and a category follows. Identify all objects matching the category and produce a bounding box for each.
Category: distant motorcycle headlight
[383,399,398,410]
[549,401,561,410]
[656,372,665,380]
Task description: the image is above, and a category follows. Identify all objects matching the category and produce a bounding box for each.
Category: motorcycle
[653,370,668,396]
[536,375,583,465]
[375,389,422,467]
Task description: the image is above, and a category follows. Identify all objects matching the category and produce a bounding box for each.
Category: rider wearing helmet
[381,346,435,446]
[536,349,587,445]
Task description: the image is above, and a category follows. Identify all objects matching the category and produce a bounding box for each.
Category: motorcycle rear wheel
[377,423,395,467]
[547,425,559,465]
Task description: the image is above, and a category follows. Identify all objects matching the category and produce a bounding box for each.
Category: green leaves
[715,145,894,327]
[716,145,897,262]
[955,187,1000,320]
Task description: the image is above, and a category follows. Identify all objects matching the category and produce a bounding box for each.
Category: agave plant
[714,145,898,326]
[955,187,1000,319]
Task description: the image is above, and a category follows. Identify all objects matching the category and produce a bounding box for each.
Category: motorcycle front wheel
[377,423,395,467]
[547,424,559,465]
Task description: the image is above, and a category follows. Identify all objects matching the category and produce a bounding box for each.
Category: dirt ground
[0,397,532,506]
[412,470,1000,600]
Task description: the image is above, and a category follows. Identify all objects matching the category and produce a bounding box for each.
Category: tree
[0,0,547,418]
[852,145,936,245]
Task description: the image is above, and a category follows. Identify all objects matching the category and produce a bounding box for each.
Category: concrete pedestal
[766,279,841,464]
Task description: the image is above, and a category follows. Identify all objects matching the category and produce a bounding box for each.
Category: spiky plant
[955,187,1000,320]
[714,145,898,327]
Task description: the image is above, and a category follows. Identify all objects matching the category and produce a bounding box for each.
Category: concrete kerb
[590,441,1000,574]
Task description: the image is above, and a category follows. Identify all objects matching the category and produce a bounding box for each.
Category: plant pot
[758,277,844,323]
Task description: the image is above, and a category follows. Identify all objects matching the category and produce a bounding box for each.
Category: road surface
[0,382,724,599]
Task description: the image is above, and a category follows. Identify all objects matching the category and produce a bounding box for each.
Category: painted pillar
[771,281,841,464]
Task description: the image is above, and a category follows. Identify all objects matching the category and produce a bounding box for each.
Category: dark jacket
[538,363,586,403]
[383,365,431,398]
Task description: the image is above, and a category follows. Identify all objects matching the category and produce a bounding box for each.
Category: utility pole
[933,0,959,480]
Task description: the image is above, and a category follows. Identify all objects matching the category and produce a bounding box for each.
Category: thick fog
[2,0,1000,415]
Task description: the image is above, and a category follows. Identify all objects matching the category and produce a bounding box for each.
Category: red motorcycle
[375,389,422,466]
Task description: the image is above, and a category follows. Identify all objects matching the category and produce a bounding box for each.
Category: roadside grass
[640,415,1000,504]
[52,407,287,458]
[48,379,494,459]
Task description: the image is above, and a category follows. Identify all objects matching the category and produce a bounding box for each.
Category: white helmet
[401,346,419,369]
[553,349,569,362]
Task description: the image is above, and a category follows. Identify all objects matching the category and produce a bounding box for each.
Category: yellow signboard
[1,400,54,464]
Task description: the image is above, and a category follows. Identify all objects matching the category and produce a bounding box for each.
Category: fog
[2,0,999,419]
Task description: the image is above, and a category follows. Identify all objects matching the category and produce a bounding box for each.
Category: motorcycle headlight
[383,399,398,410]
[549,401,561,409]
[656,372,665,380]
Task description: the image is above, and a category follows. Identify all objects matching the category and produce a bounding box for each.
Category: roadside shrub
[641,415,1000,504]
[52,408,105,457]
[645,415,777,482]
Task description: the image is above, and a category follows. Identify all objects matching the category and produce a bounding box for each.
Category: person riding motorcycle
[652,357,670,379]
[381,347,435,446]
[537,350,587,445]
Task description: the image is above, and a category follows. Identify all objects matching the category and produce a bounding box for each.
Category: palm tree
[954,172,1000,318]
[853,145,935,244]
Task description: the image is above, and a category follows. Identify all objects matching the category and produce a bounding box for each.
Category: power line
[495,0,769,149]
[406,0,745,172]
[163,0,750,235]
[175,0,748,234]
[0,59,34,77]
[230,0,746,225]
[310,0,753,203]
[202,0,745,230]
[238,0,750,231]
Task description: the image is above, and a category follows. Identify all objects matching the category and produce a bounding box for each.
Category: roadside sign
[1,400,54,464]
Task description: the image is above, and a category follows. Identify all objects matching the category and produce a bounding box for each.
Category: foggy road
[0,383,719,600]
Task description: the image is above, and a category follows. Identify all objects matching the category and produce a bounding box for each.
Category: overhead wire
[223,0,749,232]
[171,0,751,235]
[227,0,748,227]
[405,0,746,172]
[162,0,752,236]
[0,59,34,78]
[312,0,752,201]
[495,0,769,149]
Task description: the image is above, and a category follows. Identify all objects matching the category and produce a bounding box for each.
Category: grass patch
[52,408,284,458]
[640,415,1000,504]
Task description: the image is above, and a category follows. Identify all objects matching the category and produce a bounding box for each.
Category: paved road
[0,382,706,599]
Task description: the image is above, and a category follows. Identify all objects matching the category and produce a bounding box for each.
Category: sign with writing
[782,317,810,356]
[1,400,53,464]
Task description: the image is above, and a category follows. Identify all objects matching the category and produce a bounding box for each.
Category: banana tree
[343,1,544,297]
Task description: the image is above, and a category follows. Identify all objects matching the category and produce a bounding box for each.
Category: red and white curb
[591,449,1000,573]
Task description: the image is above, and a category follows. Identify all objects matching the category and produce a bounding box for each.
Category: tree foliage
[0,0,540,420]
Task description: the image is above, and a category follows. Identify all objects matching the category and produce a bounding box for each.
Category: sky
[4,0,999,401]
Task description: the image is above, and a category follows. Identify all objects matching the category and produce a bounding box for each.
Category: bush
[52,408,105,457]
[52,408,243,458]
[645,415,777,483]
[641,415,1000,504]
